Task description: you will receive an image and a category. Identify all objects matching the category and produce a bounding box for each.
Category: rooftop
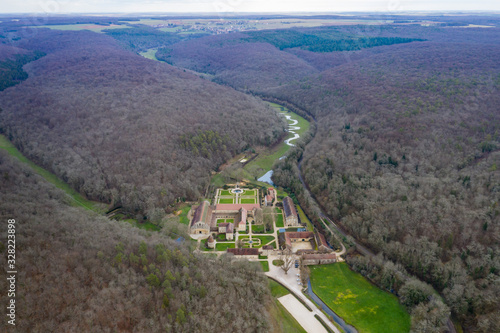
[227,248,259,256]
[283,197,298,218]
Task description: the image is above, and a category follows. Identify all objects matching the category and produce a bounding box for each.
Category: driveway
[266,254,340,333]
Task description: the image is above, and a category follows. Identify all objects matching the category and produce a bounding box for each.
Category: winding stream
[257,111,301,185]
[283,115,300,146]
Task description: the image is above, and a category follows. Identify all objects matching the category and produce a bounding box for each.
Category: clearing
[310,263,411,333]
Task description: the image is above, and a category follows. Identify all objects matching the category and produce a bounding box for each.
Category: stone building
[283,196,299,226]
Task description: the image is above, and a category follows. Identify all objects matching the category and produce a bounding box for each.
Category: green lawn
[310,263,411,333]
[241,198,257,204]
[219,198,234,204]
[211,174,226,187]
[252,235,276,248]
[269,279,290,298]
[276,214,284,228]
[272,301,307,333]
[244,189,256,196]
[215,242,235,251]
[297,206,314,232]
[178,205,191,225]
[260,261,270,272]
[139,48,159,61]
[220,190,232,196]
[0,135,104,213]
[123,219,161,231]
[252,223,274,234]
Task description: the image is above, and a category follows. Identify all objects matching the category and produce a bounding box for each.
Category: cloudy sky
[1,0,499,14]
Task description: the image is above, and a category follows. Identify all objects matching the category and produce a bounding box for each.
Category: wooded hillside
[0,29,286,214]
[0,150,272,332]
[159,23,500,331]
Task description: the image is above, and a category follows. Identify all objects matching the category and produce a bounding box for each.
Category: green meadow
[310,263,410,333]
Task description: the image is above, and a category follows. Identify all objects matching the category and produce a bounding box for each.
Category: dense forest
[0,28,286,214]
[0,15,498,332]
[157,23,500,331]
[0,150,272,332]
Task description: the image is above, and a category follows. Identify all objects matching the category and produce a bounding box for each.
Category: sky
[0,0,499,14]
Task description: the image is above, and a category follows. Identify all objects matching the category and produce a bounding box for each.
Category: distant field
[139,48,159,61]
[310,263,411,333]
[31,24,130,33]
[0,135,104,212]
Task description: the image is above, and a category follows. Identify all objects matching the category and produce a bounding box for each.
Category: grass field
[32,24,130,33]
[178,205,191,225]
[220,190,232,196]
[217,218,234,225]
[252,223,274,234]
[297,206,314,232]
[260,261,270,272]
[243,103,310,179]
[139,48,159,61]
[267,278,306,333]
[215,242,235,251]
[252,235,276,247]
[219,198,234,204]
[267,241,277,249]
[123,219,160,231]
[276,214,284,228]
[0,135,104,213]
[241,198,257,204]
[269,279,290,298]
[310,263,411,333]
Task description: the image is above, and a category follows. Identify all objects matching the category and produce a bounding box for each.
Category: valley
[0,12,498,333]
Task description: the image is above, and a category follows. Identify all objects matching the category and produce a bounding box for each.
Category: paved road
[265,254,341,333]
[278,294,328,333]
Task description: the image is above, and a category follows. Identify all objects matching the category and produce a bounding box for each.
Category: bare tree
[299,257,310,286]
[279,249,294,275]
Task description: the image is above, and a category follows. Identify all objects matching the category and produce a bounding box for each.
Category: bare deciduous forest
[0,150,272,332]
[159,21,500,331]
[0,29,286,213]
[0,14,499,332]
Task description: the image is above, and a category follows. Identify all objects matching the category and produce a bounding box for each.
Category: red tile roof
[215,204,260,211]
[302,253,336,260]
[227,248,259,256]
[284,231,315,247]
